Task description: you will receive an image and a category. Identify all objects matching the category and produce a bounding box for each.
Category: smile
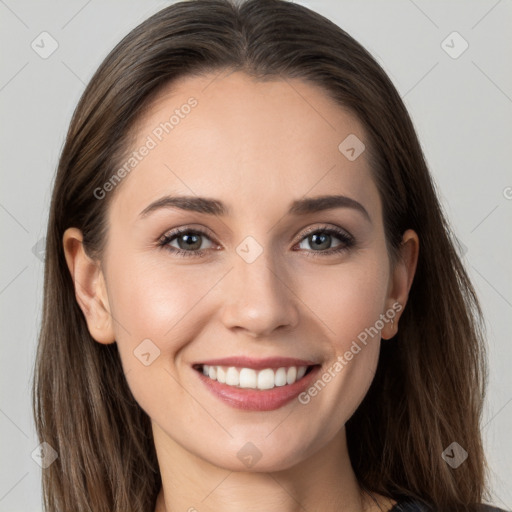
[198,364,310,390]
[192,357,321,411]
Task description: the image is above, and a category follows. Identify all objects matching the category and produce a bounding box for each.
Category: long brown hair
[32,0,490,510]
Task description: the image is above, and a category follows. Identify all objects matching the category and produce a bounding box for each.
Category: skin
[64,70,419,512]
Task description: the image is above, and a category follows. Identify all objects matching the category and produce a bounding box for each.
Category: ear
[62,227,116,345]
[381,229,419,340]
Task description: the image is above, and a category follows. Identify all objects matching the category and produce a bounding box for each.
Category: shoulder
[390,499,510,512]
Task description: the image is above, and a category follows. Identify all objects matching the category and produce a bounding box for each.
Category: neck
[152,424,380,512]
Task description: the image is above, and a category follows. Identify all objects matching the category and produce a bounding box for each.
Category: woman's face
[77,70,414,471]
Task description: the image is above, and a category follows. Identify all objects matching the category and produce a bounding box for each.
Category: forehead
[109,70,380,223]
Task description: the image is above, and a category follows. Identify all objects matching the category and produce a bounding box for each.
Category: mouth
[192,357,321,411]
[193,363,315,390]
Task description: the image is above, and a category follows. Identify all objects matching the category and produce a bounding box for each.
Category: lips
[193,356,321,411]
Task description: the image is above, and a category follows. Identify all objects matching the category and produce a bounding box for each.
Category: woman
[32,1,506,511]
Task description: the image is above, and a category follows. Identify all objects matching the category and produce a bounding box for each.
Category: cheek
[104,255,220,417]
[297,252,390,350]
[291,253,390,418]
[107,253,222,343]
[103,248,245,368]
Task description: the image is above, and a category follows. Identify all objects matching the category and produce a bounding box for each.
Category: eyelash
[157,225,355,259]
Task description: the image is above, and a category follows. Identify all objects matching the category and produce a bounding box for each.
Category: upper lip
[193,356,319,370]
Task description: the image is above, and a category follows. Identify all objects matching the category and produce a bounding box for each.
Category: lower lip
[196,366,321,411]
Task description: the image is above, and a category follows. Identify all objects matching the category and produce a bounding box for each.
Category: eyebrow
[138,194,371,222]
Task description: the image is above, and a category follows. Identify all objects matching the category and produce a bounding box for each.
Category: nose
[219,249,300,338]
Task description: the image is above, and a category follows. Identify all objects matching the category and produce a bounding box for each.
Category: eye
[157,224,355,259]
[295,226,355,256]
[158,227,216,258]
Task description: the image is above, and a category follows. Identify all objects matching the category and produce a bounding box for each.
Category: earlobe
[62,228,116,345]
[382,229,419,340]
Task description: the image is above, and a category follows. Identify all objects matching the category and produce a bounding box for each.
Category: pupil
[311,233,330,250]
[179,233,201,250]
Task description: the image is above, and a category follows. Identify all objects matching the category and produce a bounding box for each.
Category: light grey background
[1,1,511,510]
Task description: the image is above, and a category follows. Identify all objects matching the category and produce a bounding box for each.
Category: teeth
[226,367,240,386]
[286,366,297,385]
[257,368,275,390]
[239,368,257,388]
[217,366,227,384]
[200,365,309,390]
[275,367,287,387]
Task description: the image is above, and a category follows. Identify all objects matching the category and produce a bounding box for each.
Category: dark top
[390,499,509,512]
